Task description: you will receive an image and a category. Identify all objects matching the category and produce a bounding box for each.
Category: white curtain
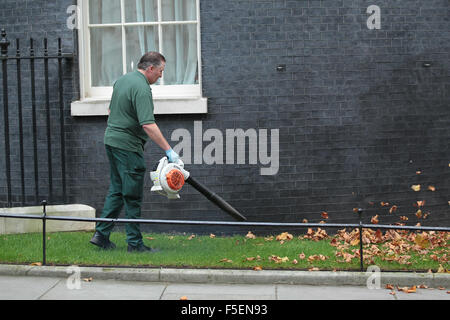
[90,0,198,87]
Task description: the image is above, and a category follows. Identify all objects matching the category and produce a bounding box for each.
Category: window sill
[70,96,208,116]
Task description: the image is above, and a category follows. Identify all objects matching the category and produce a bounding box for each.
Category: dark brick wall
[1,0,449,236]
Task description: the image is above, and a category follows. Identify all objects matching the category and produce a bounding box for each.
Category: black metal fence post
[42,200,47,266]
[57,38,67,203]
[0,29,11,207]
[16,38,25,205]
[357,208,364,272]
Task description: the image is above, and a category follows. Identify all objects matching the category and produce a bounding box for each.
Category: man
[90,52,180,253]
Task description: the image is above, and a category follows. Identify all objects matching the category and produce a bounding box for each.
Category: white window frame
[71,0,207,116]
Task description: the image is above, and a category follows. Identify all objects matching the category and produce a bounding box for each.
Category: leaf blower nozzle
[150,157,247,221]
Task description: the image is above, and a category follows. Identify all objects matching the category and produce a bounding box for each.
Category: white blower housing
[150,157,190,199]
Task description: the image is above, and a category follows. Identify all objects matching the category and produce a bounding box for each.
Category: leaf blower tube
[150,157,247,221]
[185,176,247,221]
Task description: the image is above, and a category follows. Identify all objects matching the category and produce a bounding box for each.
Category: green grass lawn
[0,230,448,272]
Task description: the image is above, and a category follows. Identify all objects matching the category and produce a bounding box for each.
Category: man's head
[138,51,166,84]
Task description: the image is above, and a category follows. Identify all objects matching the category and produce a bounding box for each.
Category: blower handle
[186,176,247,221]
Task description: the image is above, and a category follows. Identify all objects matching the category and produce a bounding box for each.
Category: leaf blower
[150,157,247,221]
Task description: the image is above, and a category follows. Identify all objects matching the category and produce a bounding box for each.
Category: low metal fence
[1,200,448,271]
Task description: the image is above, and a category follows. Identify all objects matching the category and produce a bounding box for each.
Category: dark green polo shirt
[104,70,155,154]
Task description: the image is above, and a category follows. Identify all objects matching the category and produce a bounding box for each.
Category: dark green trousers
[96,144,146,247]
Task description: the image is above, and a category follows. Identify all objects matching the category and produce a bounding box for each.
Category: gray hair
[137,51,166,70]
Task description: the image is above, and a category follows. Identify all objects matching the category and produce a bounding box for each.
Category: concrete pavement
[0,264,448,300]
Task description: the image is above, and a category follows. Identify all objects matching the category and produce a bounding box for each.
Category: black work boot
[127,243,159,253]
[90,231,116,250]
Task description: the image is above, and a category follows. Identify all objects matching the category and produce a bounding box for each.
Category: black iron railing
[0,201,448,271]
[0,29,73,207]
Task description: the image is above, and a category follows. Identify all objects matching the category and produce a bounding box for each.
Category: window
[72,0,207,115]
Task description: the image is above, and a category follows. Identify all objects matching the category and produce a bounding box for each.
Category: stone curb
[0,264,448,288]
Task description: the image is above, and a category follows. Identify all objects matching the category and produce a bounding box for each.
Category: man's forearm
[142,123,171,151]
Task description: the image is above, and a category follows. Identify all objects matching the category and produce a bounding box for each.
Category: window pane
[90,27,123,86]
[162,0,197,21]
[125,26,159,73]
[125,0,158,22]
[162,24,198,85]
[89,0,121,24]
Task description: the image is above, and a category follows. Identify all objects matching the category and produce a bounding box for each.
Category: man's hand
[165,148,180,163]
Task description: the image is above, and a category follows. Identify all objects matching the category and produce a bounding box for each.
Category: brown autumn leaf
[371,215,379,224]
[180,296,188,300]
[292,259,298,265]
[83,277,93,282]
[407,285,417,293]
[321,211,329,219]
[252,266,262,271]
[398,286,416,293]
[298,253,306,260]
[389,205,398,214]
[386,284,394,290]
[245,231,256,239]
[219,258,233,263]
[302,218,308,223]
[209,233,216,238]
[415,209,422,218]
[276,232,293,241]
[414,234,430,249]
[145,236,155,240]
[416,200,425,207]
[380,202,390,207]
[427,185,436,191]
[375,229,383,242]
[400,216,408,221]
[187,234,195,240]
[30,262,42,266]
[411,184,421,192]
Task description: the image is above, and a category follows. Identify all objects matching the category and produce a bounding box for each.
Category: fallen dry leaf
[292,259,298,265]
[389,205,398,214]
[276,232,293,241]
[427,185,436,192]
[209,233,216,238]
[83,277,93,282]
[386,284,394,290]
[269,255,289,263]
[30,262,42,266]
[411,184,421,192]
[415,209,422,218]
[321,211,329,219]
[245,231,256,239]
[219,258,233,263]
[298,253,306,260]
[187,234,195,240]
[180,296,188,300]
[371,215,379,224]
[416,200,425,207]
[253,266,262,271]
[145,237,155,240]
[398,285,416,293]
[400,216,408,221]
